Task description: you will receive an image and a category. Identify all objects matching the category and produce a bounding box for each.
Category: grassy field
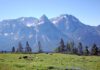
[0,53,100,70]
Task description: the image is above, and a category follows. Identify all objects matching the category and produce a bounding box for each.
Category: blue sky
[0,0,100,26]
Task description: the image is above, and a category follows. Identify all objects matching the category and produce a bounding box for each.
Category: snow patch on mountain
[0,14,100,51]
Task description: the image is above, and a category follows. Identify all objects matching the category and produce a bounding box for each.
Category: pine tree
[38,41,43,53]
[25,41,32,53]
[84,46,89,55]
[78,42,83,55]
[58,39,65,53]
[12,46,15,53]
[91,44,98,55]
[16,42,23,53]
[66,41,74,54]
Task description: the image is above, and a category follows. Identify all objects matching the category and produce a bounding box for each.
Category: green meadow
[0,53,100,70]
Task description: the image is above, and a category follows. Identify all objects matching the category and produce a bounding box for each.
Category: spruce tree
[91,44,98,55]
[38,41,43,53]
[84,46,89,55]
[12,46,15,53]
[16,42,23,53]
[25,41,32,53]
[78,42,83,55]
[58,39,65,53]
[66,41,74,54]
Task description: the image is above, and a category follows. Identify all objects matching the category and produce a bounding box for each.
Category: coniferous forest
[1,38,99,56]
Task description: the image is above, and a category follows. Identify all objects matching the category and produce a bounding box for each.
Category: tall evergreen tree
[91,44,98,55]
[58,38,65,53]
[25,41,32,53]
[60,39,65,52]
[12,46,15,53]
[38,41,43,53]
[16,42,23,53]
[84,46,89,55]
[66,41,74,54]
[78,42,83,55]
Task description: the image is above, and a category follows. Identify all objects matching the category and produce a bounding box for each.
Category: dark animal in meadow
[19,55,33,60]
[45,53,53,55]
[23,56,28,59]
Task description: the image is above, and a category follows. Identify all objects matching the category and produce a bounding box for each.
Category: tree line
[55,39,100,56]
[1,38,100,56]
[11,41,43,54]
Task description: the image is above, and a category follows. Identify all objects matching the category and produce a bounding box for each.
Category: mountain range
[0,14,100,52]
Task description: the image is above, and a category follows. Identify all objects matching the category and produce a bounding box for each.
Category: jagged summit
[60,14,69,18]
[39,14,50,23]
[59,14,79,22]
[0,14,100,51]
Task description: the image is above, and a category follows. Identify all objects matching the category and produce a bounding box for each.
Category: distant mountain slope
[51,14,100,47]
[0,15,69,51]
[0,14,100,51]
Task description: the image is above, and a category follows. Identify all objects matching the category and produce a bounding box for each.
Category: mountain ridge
[0,14,100,51]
